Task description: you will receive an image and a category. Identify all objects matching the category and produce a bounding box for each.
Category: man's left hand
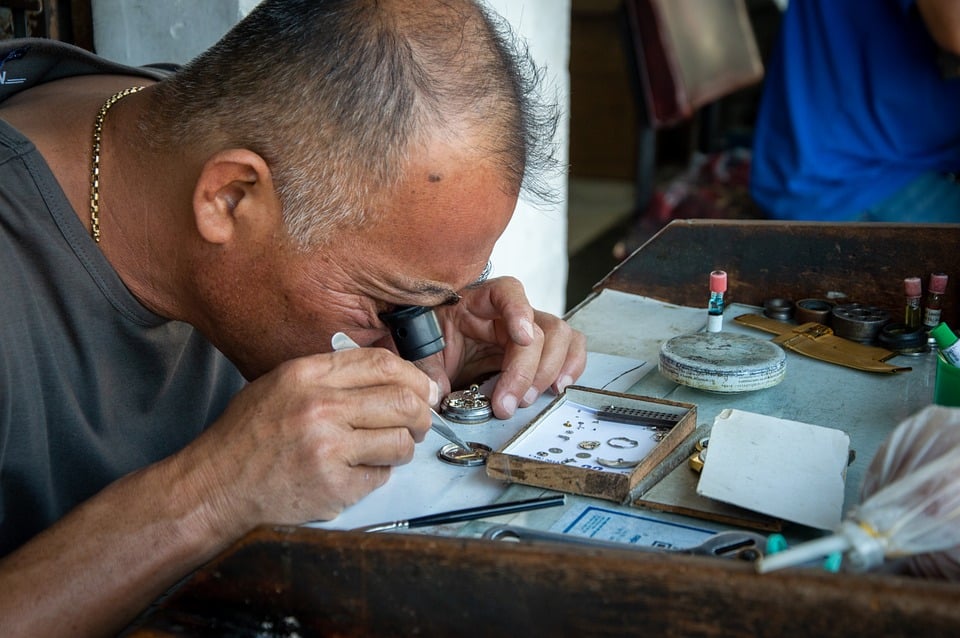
[415,276,587,418]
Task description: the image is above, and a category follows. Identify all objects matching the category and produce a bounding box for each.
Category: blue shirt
[750,0,960,221]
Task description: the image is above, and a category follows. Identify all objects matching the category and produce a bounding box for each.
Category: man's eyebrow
[409,261,492,305]
[412,282,461,305]
[467,261,493,288]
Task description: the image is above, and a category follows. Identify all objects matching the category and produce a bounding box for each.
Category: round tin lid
[658,332,786,393]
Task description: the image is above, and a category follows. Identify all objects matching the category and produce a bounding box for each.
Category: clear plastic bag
[859,405,960,580]
[757,405,960,576]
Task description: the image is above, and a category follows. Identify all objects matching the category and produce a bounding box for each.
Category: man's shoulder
[0,38,171,101]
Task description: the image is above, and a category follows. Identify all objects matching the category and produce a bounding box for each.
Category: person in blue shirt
[750,0,960,222]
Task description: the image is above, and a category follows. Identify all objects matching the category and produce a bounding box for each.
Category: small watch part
[437,442,491,467]
[763,298,795,322]
[596,457,640,469]
[831,303,890,344]
[548,447,563,454]
[536,450,549,457]
[440,384,493,424]
[597,406,682,428]
[575,452,592,459]
[607,436,639,449]
[688,449,706,473]
[795,298,834,325]
[577,440,601,450]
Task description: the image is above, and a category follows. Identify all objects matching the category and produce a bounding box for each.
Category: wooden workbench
[127,221,960,637]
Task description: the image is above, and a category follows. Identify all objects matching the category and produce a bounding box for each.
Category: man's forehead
[354,138,515,298]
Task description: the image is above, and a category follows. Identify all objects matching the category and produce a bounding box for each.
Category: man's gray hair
[142,0,561,245]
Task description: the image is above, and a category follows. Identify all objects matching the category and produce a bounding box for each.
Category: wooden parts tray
[485,386,696,503]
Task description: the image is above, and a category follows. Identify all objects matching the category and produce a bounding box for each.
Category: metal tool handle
[482,525,765,561]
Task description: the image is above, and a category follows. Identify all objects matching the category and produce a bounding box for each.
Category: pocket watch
[440,384,493,424]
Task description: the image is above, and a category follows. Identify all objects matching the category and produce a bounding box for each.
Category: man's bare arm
[0,454,226,637]
[917,0,960,55]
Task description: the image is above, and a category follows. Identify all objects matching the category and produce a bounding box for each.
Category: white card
[696,409,850,530]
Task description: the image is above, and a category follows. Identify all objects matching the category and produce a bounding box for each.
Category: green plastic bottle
[931,323,960,367]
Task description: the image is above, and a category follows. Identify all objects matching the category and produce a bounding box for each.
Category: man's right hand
[176,346,437,538]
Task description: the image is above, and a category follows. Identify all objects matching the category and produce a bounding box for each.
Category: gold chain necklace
[89,85,144,243]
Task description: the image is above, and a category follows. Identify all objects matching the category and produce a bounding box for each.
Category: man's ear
[192,149,278,245]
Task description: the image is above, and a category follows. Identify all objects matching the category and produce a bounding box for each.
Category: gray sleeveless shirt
[0,40,245,555]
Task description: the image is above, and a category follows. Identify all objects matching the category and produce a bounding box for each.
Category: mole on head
[428,173,442,183]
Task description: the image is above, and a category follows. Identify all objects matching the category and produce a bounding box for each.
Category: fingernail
[522,386,539,407]
[429,380,440,406]
[520,318,535,341]
[557,375,573,393]
[501,393,518,416]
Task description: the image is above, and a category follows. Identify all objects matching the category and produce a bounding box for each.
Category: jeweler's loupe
[380,261,493,361]
[379,305,445,361]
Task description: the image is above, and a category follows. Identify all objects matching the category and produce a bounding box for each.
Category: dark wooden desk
[596,220,958,328]
[129,222,960,637]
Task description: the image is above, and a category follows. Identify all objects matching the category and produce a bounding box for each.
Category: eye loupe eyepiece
[379,305,445,361]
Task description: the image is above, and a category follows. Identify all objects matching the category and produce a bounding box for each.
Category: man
[0,0,586,634]
[750,0,960,222]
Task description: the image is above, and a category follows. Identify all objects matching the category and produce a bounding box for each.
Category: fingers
[299,347,440,406]
[261,404,420,523]
[309,464,393,522]
[516,311,587,398]
[539,312,588,394]
[486,278,537,346]
[458,276,537,346]
[318,385,432,442]
[491,311,587,418]
[456,278,587,419]
[490,320,544,417]
[411,352,452,405]
[345,425,418,466]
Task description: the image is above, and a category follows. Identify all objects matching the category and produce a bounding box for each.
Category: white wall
[92,0,571,315]
[92,0,248,66]
[485,0,571,316]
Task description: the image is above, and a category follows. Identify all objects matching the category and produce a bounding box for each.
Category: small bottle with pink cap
[904,277,922,330]
[707,270,727,333]
[922,273,949,333]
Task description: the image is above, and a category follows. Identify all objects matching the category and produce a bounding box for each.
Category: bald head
[141,0,559,245]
